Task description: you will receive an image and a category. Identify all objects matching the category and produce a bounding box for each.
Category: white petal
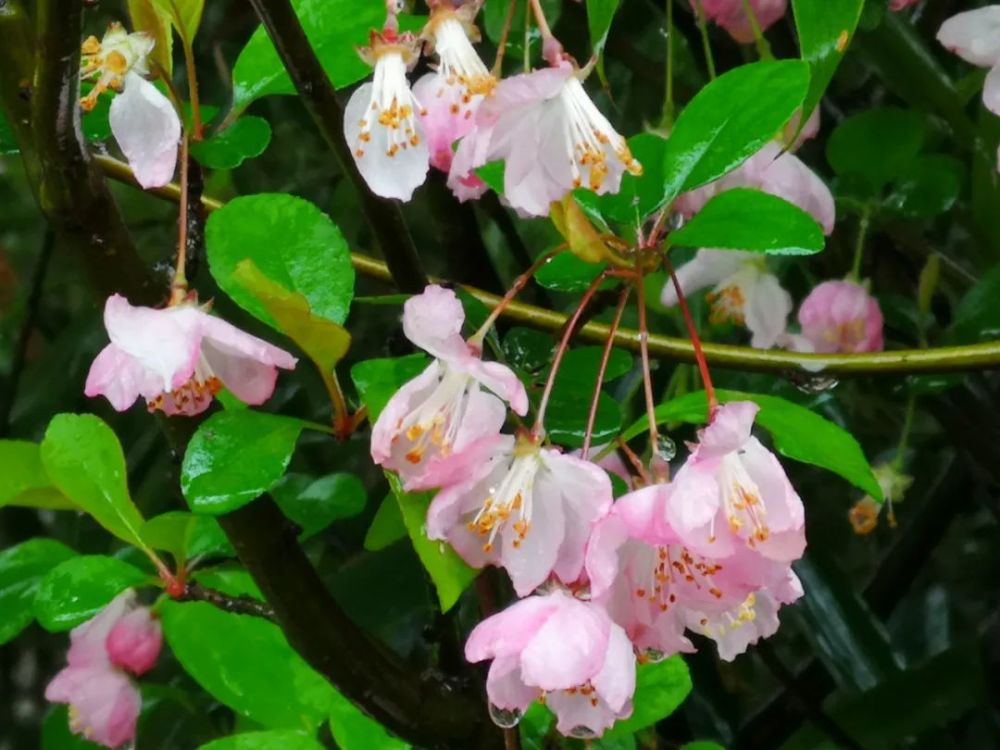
[984,64,1000,116]
[937,7,1000,68]
[109,73,180,189]
[660,249,749,306]
[744,272,792,349]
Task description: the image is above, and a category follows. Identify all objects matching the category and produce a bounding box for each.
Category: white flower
[344,32,430,201]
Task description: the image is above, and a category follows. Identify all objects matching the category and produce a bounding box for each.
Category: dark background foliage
[1,0,998,748]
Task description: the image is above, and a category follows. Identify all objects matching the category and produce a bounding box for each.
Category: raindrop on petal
[489,704,523,729]
[655,435,677,462]
[640,647,668,663]
[569,725,598,739]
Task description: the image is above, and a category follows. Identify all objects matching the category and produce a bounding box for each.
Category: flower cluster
[46,591,162,749]
[661,117,885,353]
[375,286,807,737]
[344,1,641,215]
[80,23,181,189]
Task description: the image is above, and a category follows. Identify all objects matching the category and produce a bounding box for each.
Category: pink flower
[45,590,162,749]
[426,435,612,596]
[889,0,919,10]
[691,0,788,44]
[465,589,636,737]
[937,7,1000,120]
[371,285,527,490]
[81,24,180,189]
[663,142,835,349]
[344,31,429,200]
[84,294,297,416]
[797,280,884,353]
[666,402,806,562]
[449,62,641,217]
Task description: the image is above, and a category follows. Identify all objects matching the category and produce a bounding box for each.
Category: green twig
[692,0,717,79]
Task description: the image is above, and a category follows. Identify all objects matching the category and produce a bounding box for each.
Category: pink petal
[745,272,793,349]
[485,655,539,713]
[402,285,469,361]
[102,295,201,392]
[501,480,565,596]
[371,360,442,465]
[519,594,610,691]
[84,344,163,411]
[665,466,735,558]
[739,437,806,560]
[65,590,137,669]
[109,73,180,190]
[937,7,1000,68]
[546,689,627,738]
[660,250,747,306]
[198,314,296,404]
[461,359,529,416]
[105,608,162,677]
[983,63,1000,116]
[584,515,629,599]
[591,623,637,712]
[465,594,563,662]
[698,401,759,457]
[413,72,479,173]
[408,398,507,491]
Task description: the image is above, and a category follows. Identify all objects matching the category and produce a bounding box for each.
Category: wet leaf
[34,555,148,632]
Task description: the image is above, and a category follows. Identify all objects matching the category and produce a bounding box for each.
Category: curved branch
[245,0,428,293]
[24,0,161,305]
[95,155,1000,377]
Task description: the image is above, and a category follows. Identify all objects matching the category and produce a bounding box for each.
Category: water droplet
[654,435,677,462]
[667,211,686,231]
[488,704,522,729]
[791,373,839,394]
[569,725,598,739]
[640,647,668,663]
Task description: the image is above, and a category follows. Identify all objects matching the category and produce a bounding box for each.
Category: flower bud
[106,608,162,677]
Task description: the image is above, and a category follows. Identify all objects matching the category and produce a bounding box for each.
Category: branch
[177,581,276,621]
[245,0,428,293]
[95,155,1000,377]
[219,496,501,749]
[23,0,161,306]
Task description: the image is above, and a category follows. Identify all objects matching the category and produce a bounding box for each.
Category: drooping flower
[663,142,835,349]
[585,482,802,660]
[797,280,884,353]
[690,0,788,44]
[81,23,181,189]
[666,401,807,561]
[414,3,493,200]
[465,589,636,737]
[45,590,162,749]
[371,285,527,490]
[84,294,297,416]
[449,61,642,217]
[937,7,1000,123]
[427,433,612,596]
[344,30,430,200]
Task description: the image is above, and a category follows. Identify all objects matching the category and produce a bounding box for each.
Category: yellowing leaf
[128,0,173,76]
[549,195,613,264]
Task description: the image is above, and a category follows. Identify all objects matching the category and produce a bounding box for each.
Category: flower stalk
[664,254,718,419]
[583,283,633,457]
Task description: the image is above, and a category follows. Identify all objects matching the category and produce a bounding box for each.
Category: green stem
[850,208,871,280]
[740,0,773,60]
[893,393,917,470]
[95,156,1000,377]
[692,0,717,80]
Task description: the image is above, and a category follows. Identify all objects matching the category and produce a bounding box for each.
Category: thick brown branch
[177,581,276,621]
[245,0,428,293]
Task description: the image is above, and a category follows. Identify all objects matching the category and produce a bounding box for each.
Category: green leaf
[519,702,555,750]
[885,154,963,219]
[40,414,150,550]
[206,193,355,327]
[587,0,620,54]
[161,600,336,730]
[534,253,608,292]
[476,160,505,194]
[484,0,561,60]
[181,410,306,515]
[128,0,174,77]
[231,0,423,111]
[273,472,367,538]
[0,440,74,510]
[141,511,233,563]
[503,327,554,374]
[552,346,634,385]
[230,258,351,380]
[681,743,726,750]
[350,354,430,423]
[152,0,204,41]
[826,106,926,192]
[662,61,810,203]
[605,656,692,737]
[669,188,825,255]
[779,643,985,750]
[792,0,865,123]
[0,111,18,154]
[328,691,410,750]
[34,555,148,632]
[579,132,668,224]
[624,390,881,498]
[545,391,622,449]
[199,731,325,750]
[387,474,476,612]
[0,539,76,645]
[191,116,272,169]
[951,265,1000,344]
[193,566,263,600]
[363,495,407,552]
